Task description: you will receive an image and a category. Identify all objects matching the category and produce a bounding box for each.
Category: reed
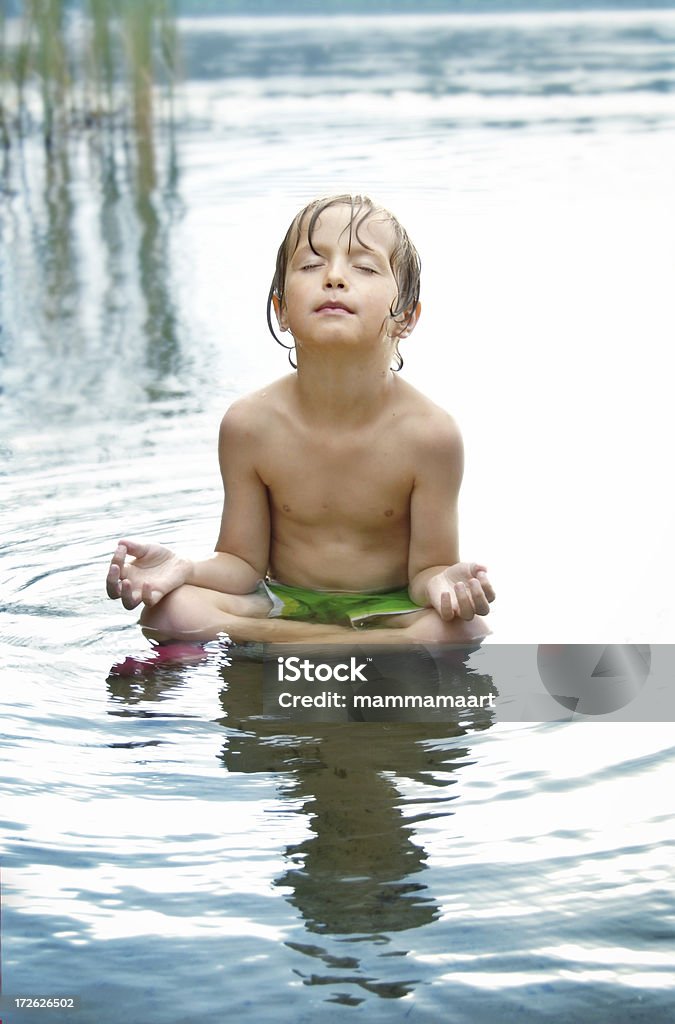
[2,1,184,394]
[1,0,179,148]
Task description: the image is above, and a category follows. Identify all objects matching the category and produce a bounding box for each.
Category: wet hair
[267,194,421,370]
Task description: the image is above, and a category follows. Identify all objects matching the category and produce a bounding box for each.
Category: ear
[272,292,289,332]
[397,301,421,339]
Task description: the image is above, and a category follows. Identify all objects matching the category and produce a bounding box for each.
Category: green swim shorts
[261,579,422,629]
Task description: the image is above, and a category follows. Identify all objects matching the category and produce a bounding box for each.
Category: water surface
[2,8,675,1022]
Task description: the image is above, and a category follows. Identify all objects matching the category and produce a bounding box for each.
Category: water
[2,8,675,1022]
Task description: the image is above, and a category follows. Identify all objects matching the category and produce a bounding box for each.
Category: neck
[293,349,397,427]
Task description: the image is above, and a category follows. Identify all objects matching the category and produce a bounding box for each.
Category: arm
[107,403,270,609]
[189,403,270,592]
[407,415,494,621]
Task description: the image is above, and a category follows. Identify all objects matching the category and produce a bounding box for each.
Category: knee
[139,586,194,640]
[138,584,272,643]
[408,609,491,644]
[139,584,232,643]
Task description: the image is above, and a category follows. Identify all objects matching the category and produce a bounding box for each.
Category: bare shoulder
[219,375,292,441]
[394,378,463,458]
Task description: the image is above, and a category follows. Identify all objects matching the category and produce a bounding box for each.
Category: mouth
[315,301,354,315]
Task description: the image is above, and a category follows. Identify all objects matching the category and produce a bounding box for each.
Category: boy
[106,194,494,646]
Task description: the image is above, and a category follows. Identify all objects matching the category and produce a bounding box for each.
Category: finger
[141,581,163,608]
[455,582,476,620]
[468,577,491,616]
[438,589,457,621]
[120,578,141,610]
[427,576,453,621]
[440,589,456,618]
[120,538,150,560]
[430,588,456,621]
[106,562,122,600]
[476,571,496,603]
[109,543,127,570]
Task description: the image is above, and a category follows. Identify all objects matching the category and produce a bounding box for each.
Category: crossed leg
[139,584,489,646]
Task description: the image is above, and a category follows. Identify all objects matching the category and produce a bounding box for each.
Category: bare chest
[258,430,414,529]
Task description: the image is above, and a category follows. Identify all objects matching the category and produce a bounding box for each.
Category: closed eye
[300,263,323,271]
[355,265,377,274]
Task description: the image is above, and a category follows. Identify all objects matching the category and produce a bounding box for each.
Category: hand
[427,562,495,622]
[106,539,191,610]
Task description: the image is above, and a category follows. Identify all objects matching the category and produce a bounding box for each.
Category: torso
[248,375,431,592]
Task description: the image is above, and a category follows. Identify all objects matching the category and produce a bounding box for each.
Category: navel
[283,504,291,513]
[384,508,394,518]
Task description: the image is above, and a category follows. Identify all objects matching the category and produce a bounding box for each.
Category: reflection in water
[3,5,673,1016]
[225,654,495,998]
[106,649,495,1001]
[42,143,78,335]
[2,2,183,421]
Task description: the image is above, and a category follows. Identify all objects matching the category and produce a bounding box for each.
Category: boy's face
[275,204,417,357]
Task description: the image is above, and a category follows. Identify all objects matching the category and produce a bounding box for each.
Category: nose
[323,260,347,289]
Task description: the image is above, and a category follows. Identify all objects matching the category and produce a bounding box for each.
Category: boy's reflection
[107,645,495,996]
[216,647,495,937]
